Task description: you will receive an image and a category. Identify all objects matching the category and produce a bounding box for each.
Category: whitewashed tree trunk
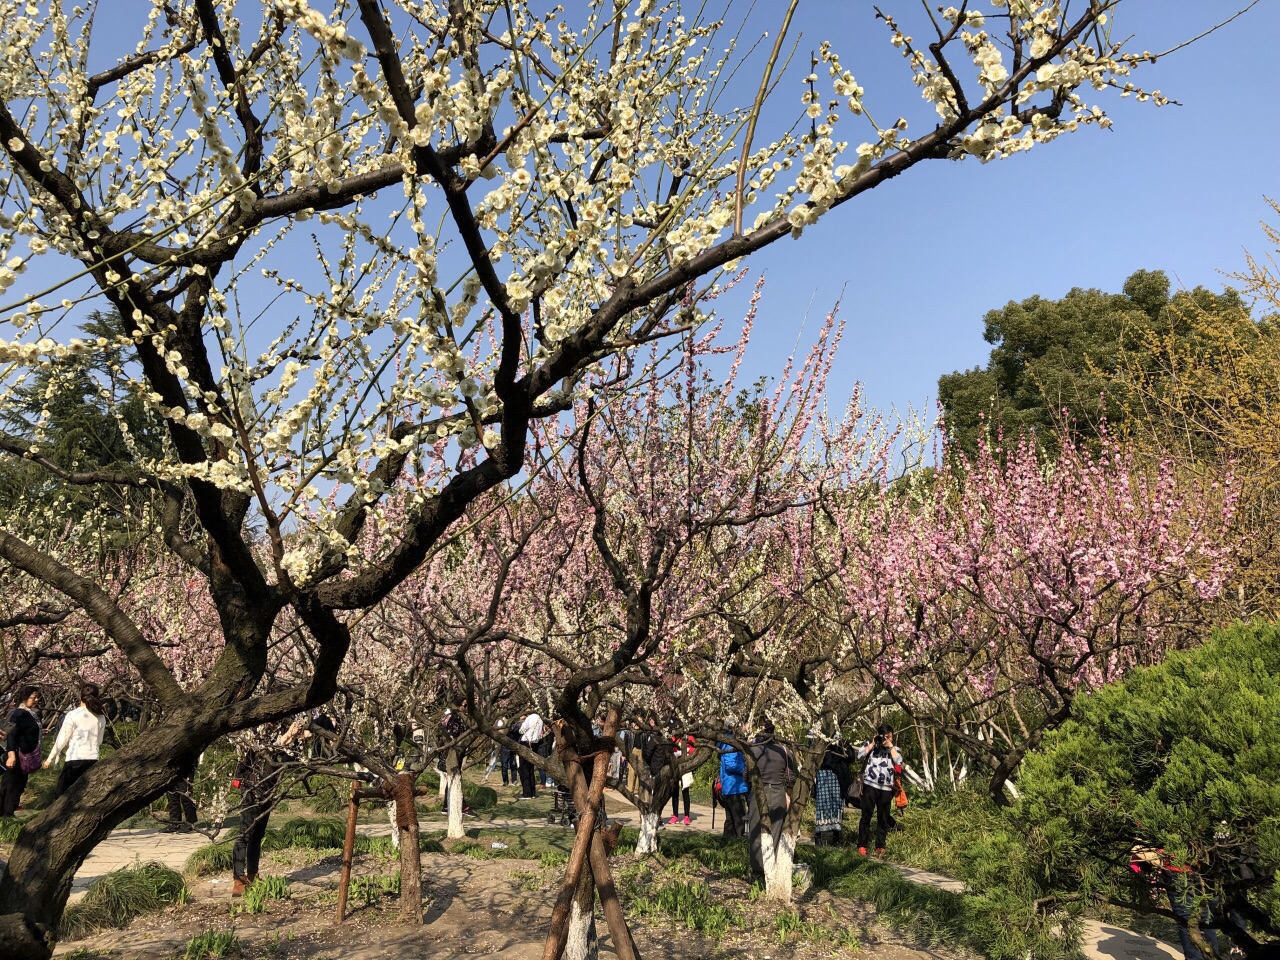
[760,828,796,901]
[634,811,659,855]
[386,801,400,849]
[444,769,465,839]
[564,875,599,960]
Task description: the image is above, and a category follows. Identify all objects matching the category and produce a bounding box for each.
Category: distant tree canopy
[0,310,166,545]
[938,270,1247,457]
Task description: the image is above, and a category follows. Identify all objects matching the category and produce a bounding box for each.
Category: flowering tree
[0,0,1167,954]
[820,434,1238,802]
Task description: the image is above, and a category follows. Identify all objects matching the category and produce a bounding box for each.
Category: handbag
[846,777,863,804]
[680,771,694,790]
[892,775,909,809]
[18,747,41,774]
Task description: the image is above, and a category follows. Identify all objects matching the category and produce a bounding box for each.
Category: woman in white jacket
[43,683,107,796]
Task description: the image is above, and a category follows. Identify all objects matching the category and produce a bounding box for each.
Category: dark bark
[392,773,423,924]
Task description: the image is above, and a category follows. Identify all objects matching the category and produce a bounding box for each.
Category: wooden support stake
[335,780,360,924]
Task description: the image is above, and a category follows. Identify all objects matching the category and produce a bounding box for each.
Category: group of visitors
[2,683,107,817]
[710,719,907,871]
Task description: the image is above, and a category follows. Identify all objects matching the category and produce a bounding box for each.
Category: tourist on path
[516,711,546,799]
[717,729,749,838]
[855,724,903,857]
[669,729,695,825]
[1,686,43,817]
[43,682,107,797]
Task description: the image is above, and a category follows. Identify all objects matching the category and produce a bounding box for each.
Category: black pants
[167,780,198,825]
[0,765,29,816]
[232,790,273,880]
[56,759,96,797]
[500,749,518,786]
[721,793,747,837]
[517,753,537,798]
[857,785,893,849]
[670,785,690,818]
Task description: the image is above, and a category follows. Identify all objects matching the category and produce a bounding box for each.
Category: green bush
[463,782,498,810]
[1018,620,1280,946]
[271,817,347,849]
[61,862,187,940]
[185,840,235,877]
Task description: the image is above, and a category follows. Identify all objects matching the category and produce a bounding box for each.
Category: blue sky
[719,0,1280,417]
[33,1,1278,425]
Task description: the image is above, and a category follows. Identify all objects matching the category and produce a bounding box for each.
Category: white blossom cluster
[0,0,1155,586]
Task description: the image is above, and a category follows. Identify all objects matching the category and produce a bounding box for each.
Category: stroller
[548,782,577,827]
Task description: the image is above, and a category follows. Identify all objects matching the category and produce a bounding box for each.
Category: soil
[53,849,975,960]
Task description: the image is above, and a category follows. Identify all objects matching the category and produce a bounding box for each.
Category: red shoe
[668,816,678,825]
[682,815,691,826]
[875,847,887,858]
[857,846,867,857]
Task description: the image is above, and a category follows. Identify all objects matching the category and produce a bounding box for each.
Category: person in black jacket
[748,719,795,875]
[639,712,670,811]
[2,686,43,817]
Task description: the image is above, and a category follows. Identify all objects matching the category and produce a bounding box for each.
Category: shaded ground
[54,848,967,960]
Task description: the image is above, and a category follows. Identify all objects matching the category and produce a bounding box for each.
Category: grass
[236,875,290,915]
[60,862,188,941]
[629,877,739,939]
[796,844,1082,960]
[0,816,26,844]
[186,817,393,876]
[350,872,400,906]
[183,927,241,959]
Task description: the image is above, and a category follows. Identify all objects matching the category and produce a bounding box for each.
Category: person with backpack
[43,682,107,796]
[717,728,749,838]
[855,723,904,857]
[1,685,43,817]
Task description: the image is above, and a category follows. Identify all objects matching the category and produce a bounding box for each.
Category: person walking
[748,718,795,877]
[43,682,107,796]
[855,724,903,857]
[668,728,695,825]
[717,730,749,838]
[1,686,43,817]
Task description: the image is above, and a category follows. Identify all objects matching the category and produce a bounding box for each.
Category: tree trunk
[444,768,464,840]
[759,828,796,901]
[0,715,202,959]
[564,867,598,960]
[634,810,659,855]
[392,774,423,924]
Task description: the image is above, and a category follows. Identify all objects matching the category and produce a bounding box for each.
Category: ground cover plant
[59,862,187,941]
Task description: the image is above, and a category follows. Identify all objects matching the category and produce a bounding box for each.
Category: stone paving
[61,789,1181,959]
